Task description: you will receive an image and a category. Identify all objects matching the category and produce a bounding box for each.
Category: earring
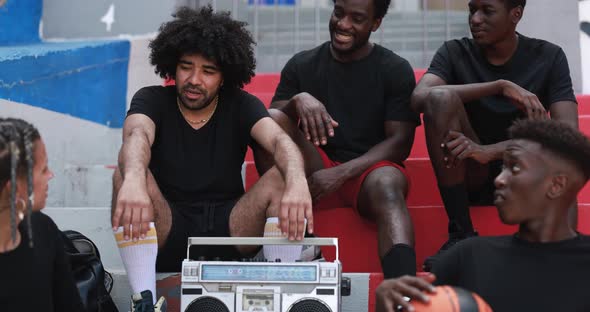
[15,198,26,221]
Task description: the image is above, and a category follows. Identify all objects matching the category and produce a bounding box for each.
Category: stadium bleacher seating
[242,71,590,273]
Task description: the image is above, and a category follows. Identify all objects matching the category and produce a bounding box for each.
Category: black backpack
[61,230,119,312]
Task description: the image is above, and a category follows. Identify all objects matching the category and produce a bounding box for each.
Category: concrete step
[1,40,131,209]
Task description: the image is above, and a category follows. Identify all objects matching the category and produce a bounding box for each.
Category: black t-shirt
[432,234,590,312]
[273,42,420,163]
[0,212,85,312]
[427,34,577,144]
[127,86,269,204]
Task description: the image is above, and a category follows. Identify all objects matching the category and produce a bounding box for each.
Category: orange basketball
[413,286,493,312]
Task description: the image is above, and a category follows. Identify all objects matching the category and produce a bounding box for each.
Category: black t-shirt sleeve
[426,42,453,83]
[547,48,577,106]
[40,213,86,312]
[431,242,463,286]
[241,92,271,134]
[385,59,420,124]
[272,56,301,103]
[127,87,164,125]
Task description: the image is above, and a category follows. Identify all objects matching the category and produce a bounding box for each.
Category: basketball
[413,286,493,312]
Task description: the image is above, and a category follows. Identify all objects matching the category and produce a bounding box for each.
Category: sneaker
[423,231,478,272]
[131,290,167,312]
[300,245,323,262]
[154,296,167,312]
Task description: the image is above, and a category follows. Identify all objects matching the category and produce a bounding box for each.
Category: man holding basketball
[375,120,590,312]
[411,0,579,271]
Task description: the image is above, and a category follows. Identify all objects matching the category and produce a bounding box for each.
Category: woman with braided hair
[0,118,84,311]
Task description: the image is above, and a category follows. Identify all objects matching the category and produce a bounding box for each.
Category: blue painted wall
[0,41,130,128]
[0,0,42,45]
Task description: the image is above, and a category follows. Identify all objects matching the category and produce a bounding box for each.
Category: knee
[268,108,290,127]
[422,88,462,121]
[364,168,408,205]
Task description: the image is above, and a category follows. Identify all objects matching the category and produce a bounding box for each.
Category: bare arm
[411,74,546,120]
[411,73,505,112]
[442,101,577,167]
[270,99,296,120]
[112,114,156,240]
[118,114,155,180]
[550,100,579,129]
[251,117,312,240]
[270,93,339,146]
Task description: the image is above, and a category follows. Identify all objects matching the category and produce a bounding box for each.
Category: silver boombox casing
[181,237,342,312]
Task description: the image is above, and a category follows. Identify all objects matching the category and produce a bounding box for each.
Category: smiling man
[375,119,590,312]
[254,0,421,279]
[410,0,579,271]
[111,6,311,311]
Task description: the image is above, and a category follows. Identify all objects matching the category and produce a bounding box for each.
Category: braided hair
[0,118,40,247]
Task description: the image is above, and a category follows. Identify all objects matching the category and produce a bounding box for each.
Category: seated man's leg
[112,168,172,305]
[230,166,305,261]
[421,89,488,268]
[253,108,325,176]
[357,165,415,278]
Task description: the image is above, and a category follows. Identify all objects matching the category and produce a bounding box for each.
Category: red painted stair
[242,72,590,273]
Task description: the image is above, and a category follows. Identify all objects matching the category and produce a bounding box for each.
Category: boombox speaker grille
[287,299,332,312]
[185,296,230,312]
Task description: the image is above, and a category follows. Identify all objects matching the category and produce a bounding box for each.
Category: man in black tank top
[410,0,579,271]
[376,120,590,312]
[255,0,421,279]
[110,6,311,311]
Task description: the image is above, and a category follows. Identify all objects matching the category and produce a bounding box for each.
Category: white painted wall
[580,0,590,94]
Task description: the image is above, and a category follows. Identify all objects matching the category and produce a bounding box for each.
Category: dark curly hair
[332,0,391,20]
[509,120,590,181]
[149,5,256,90]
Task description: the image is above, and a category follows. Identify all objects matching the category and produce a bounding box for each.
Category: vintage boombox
[181,237,348,312]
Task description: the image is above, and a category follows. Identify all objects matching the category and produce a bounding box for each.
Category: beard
[177,84,216,111]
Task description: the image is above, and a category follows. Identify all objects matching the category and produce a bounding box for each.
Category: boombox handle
[186,237,339,262]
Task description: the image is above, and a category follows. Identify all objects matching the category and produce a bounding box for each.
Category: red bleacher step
[578,95,590,115]
[316,204,590,273]
[244,160,590,207]
[315,205,516,273]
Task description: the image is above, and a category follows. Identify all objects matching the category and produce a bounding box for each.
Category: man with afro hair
[255,0,421,279]
[111,6,311,311]
[376,120,590,311]
[411,0,579,271]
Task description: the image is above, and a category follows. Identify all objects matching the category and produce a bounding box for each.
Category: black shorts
[155,199,243,272]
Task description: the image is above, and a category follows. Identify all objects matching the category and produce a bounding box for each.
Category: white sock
[262,217,304,262]
[115,223,158,304]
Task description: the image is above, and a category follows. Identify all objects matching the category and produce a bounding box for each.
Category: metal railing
[180,0,469,71]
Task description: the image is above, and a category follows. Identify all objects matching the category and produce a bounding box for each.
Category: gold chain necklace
[177,95,219,125]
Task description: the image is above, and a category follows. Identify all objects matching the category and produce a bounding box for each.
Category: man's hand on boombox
[279,176,313,241]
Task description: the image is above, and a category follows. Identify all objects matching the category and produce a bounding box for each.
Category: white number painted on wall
[100,3,115,32]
